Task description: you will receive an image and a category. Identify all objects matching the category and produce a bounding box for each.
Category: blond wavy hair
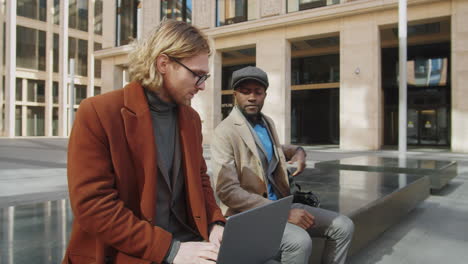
[128,19,211,91]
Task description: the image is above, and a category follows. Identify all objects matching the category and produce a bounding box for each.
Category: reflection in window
[94,86,101,96]
[94,42,102,78]
[161,0,192,24]
[116,0,138,46]
[53,34,59,73]
[68,38,88,76]
[52,107,59,136]
[94,0,103,35]
[291,54,339,85]
[15,106,22,136]
[216,0,257,26]
[16,26,46,71]
[27,106,45,136]
[54,0,60,25]
[69,0,88,32]
[17,0,47,21]
[27,79,45,103]
[16,78,23,101]
[53,82,59,104]
[406,58,448,87]
[287,0,340,13]
[75,84,87,104]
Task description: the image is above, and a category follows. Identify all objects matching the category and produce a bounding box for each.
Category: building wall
[86,0,468,152]
[0,0,103,137]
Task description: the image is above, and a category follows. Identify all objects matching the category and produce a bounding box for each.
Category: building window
[53,34,59,73]
[161,0,192,24]
[16,26,46,71]
[116,0,139,46]
[26,106,45,136]
[94,86,101,96]
[27,79,45,103]
[94,0,103,35]
[94,42,102,78]
[216,0,257,26]
[287,0,340,13]
[291,54,339,85]
[68,37,88,76]
[69,0,88,32]
[54,0,60,25]
[16,78,23,101]
[52,107,59,136]
[15,106,22,136]
[53,82,59,104]
[75,84,87,104]
[17,0,47,22]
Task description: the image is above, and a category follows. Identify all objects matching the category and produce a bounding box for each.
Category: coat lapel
[231,107,261,162]
[178,105,206,236]
[121,83,157,223]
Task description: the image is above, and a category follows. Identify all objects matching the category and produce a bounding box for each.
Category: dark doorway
[382,42,451,146]
[291,88,339,144]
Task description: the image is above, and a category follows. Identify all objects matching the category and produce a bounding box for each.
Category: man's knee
[283,224,313,253]
[330,215,354,239]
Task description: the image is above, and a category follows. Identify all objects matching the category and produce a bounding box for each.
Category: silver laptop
[217,196,293,264]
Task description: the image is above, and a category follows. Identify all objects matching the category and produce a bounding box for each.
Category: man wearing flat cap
[211,66,354,264]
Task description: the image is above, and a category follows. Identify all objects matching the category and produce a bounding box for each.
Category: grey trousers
[276,203,354,264]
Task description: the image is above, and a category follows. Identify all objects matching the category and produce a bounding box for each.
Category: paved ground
[1,138,468,263]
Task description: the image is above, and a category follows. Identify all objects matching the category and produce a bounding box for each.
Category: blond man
[63,20,225,264]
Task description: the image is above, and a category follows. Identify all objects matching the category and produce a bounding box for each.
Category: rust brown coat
[63,82,225,264]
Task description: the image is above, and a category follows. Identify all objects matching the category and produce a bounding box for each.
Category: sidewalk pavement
[1,138,468,263]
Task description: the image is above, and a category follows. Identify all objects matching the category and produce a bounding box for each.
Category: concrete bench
[315,156,457,191]
[293,167,430,263]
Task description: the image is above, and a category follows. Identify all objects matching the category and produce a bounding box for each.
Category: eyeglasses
[171,57,210,86]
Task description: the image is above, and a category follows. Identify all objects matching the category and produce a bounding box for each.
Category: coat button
[263,193,267,198]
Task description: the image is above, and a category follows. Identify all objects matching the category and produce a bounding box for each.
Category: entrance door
[419,109,438,145]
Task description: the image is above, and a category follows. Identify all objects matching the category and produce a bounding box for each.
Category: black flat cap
[231,66,269,90]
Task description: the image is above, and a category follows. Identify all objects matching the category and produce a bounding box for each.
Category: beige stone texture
[193,0,213,29]
[256,29,291,144]
[142,0,160,36]
[261,0,281,18]
[340,13,382,150]
[192,51,222,144]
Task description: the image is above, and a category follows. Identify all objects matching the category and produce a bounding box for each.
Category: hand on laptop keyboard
[173,241,219,263]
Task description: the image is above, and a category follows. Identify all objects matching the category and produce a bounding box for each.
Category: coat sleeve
[67,98,172,263]
[211,126,270,213]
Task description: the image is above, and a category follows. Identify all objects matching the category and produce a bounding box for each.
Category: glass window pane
[53,34,59,73]
[68,37,76,74]
[53,82,59,104]
[52,107,59,136]
[75,84,86,104]
[69,0,77,29]
[291,54,339,85]
[94,42,102,78]
[27,79,45,103]
[27,106,45,136]
[78,39,88,76]
[54,0,60,25]
[117,0,137,46]
[15,106,22,136]
[94,0,103,35]
[162,0,192,24]
[78,0,89,31]
[16,78,22,101]
[16,26,46,71]
[17,0,47,22]
[94,86,101,96]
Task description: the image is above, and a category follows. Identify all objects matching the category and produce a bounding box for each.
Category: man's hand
[288,208,315,230]
[209,224,224,247]
[287,147,307,177]
[173,241,219,264]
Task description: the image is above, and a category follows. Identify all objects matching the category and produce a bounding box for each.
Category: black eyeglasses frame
[170,57,210,86]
